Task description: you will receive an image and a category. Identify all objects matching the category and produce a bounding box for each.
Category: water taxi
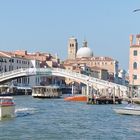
[0,97,15,119]
[113,105,140,115]
[32,85,62,98]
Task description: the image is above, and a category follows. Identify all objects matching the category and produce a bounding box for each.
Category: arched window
[133,62,137,69]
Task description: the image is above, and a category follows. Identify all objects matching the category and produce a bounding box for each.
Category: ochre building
[64,37,119,84]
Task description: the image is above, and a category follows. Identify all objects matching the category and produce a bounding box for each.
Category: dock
[87,96,122,104]
[0,85,32,96]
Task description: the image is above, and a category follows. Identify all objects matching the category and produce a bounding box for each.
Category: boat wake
[15,107,37,117]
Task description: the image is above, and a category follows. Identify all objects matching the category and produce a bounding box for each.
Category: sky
[0,0,140,70]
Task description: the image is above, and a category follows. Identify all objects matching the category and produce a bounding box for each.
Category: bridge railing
[53,68,88,82]
[0,68,26,78]
[53,68,128,90]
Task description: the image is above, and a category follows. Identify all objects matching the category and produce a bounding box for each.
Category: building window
[133,75,137,80]
[70,44,74,47]
[133,50,137,56]
[133,62,137,69]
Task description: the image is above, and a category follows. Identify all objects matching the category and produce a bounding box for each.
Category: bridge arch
[0,68,128,96]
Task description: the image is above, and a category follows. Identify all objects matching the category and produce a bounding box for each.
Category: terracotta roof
[0,50,54,61]
[0,52,10,57]
[0,51,19,58]
[65,56,115,62]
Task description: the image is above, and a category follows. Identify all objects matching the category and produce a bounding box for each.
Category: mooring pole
[86,80,89,102]
[113,87,116,104]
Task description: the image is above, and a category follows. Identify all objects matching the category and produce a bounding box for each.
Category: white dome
[76,47,93,58]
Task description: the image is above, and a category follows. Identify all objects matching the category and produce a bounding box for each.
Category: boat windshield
[0,98,14,104]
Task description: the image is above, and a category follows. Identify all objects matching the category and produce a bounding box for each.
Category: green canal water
[0,95,140,140]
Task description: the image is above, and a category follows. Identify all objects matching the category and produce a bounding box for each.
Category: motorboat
[113,104,140,115]
[64,95,87,102]
[0,97,15,119]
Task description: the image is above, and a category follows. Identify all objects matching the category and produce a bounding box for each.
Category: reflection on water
[0,96,140,140]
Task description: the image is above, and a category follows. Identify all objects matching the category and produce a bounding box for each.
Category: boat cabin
[0,97,15,106]
[32,85,62,98]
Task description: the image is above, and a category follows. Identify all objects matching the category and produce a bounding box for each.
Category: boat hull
[64,95,87,102]
[0,105,15,119]
[113,107,140,115]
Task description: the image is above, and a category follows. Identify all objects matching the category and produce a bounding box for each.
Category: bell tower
[68,37,78,59]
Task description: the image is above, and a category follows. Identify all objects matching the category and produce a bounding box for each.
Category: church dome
[76,40,93,58]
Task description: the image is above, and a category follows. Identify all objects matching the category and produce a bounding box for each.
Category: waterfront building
[129,34,140,96]
[90,66,108,80]
[0,50,64,87]
[64,37,119,83]
[64,62,108,85]
[0,50,40,86]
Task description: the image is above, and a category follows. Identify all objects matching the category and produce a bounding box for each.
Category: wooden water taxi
[0,97,15,119]
[32,85,62,98]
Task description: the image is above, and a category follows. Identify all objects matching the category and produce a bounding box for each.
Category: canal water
[0,95,140,140]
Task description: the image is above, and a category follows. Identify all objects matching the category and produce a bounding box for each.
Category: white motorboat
[113,104,140,115]
[0,97,15,119]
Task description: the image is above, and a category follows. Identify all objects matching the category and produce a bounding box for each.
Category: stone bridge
[0,68,129,97]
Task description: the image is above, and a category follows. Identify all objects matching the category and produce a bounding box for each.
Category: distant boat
[0,97,15,119]
[32,85,62,98]
[64,95,87,102]
[113,104,140,115]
